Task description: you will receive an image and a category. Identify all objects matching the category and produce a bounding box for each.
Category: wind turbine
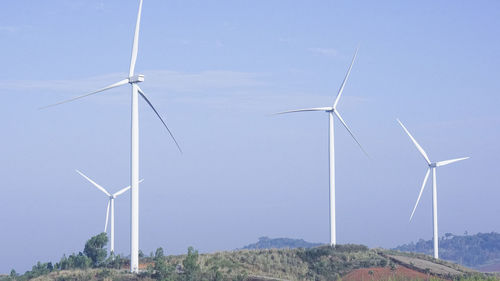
[76,170,144,254]
[275,49,367,246]
[41,0,181,272]
[397,119,469,259]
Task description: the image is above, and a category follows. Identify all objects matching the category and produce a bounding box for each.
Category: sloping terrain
[3,245,485,281]
[343,267,435,281]
[161,245,476,281]
[381,250,476,278]
[476,262,500,273]
[388,255,461,276]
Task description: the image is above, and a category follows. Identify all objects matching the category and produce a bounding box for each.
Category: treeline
[394,232,500,267]
[242,236,321,250]
[4,233,129,280]
[2,233,246,281]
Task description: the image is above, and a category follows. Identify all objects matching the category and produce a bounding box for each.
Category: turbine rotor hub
[429,162,437,168]
[129,74,145,84]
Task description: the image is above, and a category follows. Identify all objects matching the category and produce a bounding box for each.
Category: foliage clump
[295,244,386,280]
[83,233,108,267]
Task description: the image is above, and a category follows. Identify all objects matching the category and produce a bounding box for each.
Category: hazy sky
[1,0,499,273]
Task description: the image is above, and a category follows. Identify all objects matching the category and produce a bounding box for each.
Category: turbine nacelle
[129,74,145,84]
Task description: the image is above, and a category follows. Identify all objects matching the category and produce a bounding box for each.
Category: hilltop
[394,232,500,270]
[2,243,489,281]
[2,233,495,281]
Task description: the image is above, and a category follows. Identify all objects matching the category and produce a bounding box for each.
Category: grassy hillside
[3,244,496,281]
[394,232,500,268]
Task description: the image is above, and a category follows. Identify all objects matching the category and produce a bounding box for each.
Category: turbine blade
[75,169,111,196]
[129,0,143,77]
[136,85,182,153]
[39,79,129,110]
[333,48,358,109]
[274,107,333,115]
[397,119,431,165]
[113,179,144,197]
[436,157,470,167]
[410,168,431,221]
[104,200,110,232]
[114,186,131,197]
[334,110,369,157]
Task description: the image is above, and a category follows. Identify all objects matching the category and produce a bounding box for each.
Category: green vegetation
[2,234,500,281]
[83,233,108,267]
[0,233,128,281]
[241,236,321,250]
[394,232,500,267]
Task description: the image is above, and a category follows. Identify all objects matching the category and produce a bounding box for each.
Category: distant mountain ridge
[241,236,322,250]
[393,232,500,268]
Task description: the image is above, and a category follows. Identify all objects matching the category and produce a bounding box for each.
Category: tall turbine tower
[41,0,181,272]
[76,170,143,254]
[275,49,367,246]
[397,119,469,259]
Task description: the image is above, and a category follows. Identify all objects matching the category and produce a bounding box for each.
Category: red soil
[343,266,436,281]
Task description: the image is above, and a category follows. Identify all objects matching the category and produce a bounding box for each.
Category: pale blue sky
[1,0,499,273]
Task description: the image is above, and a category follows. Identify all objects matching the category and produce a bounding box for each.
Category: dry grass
[5,246,490,281]
[29,268,153,281]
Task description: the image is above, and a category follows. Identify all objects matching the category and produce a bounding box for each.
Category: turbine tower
[41,0,181,272]
[397,119,469,259]
[76,170,143,254]
[275,49,367,246]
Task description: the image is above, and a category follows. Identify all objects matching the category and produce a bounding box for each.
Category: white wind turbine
[397,119,469,259]
[41,0,181,272]
[275,49,368,246]
[76,170,144,254]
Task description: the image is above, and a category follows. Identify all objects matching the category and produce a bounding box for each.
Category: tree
[84,232,108,267]
[182,247,200,281]
[24,262,52,279]
[105,254,126,269]
[67,252,91,269]
[153,247,174,281]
